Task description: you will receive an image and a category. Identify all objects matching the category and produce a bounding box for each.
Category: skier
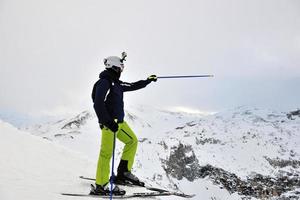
[90,53,157,195]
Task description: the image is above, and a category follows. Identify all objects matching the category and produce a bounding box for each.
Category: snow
[164,106,300,178]
[1,105,300,199]
[0,116,234,200]
[0,120,92,200]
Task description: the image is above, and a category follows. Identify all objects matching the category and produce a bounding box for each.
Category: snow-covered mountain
[3,105,300,199]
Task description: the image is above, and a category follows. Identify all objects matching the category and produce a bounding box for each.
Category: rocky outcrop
[162,143,200,181]
[265,157,300,168]
[287,110,300,120]
[61,111,92,129]
[163,143,300,199]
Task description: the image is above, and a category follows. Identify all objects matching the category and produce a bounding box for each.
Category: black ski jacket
[92,69,151,126]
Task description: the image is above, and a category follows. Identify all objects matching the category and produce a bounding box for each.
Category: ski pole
[157,75,214,79]
[110,131,117,200]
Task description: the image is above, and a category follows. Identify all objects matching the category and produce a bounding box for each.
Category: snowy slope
[0,119,239,200]
[22,105,300,199]
[0,120,97,200]
[0,120,176,200]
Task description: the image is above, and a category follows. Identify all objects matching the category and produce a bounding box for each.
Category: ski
[79,176,195,198]
[79,176,167,193]
[61,191,186,198]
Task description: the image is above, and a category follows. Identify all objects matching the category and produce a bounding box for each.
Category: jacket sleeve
[120,79,151,92]
[93,79,113,124]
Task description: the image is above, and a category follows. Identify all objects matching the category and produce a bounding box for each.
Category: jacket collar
[99,69,120,82]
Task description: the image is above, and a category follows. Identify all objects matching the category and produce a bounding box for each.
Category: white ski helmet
[103,56,124,72]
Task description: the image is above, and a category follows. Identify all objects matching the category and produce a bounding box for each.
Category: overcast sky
[0,0,300,118]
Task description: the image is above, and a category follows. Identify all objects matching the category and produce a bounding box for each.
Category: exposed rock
[125,112,137,121]
[61,111,92,129]
[157,141,168,150]
[175,121,197,130]
[195,137,222,145]
[175,126,185,130]
[139,138,148,143]
[287,110,300,120]
[265,157,300,169]
[162,143,200,181]
[163,143,300,199]
[54,133,74,139]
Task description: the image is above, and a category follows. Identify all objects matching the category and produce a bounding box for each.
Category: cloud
[0,0,299,116]
[167,106,216,115]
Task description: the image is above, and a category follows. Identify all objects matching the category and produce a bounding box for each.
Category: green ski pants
[95,121,138,186]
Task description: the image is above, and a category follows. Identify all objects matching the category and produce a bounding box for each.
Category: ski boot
[89,183,126,196]
[114,172,145,187]
[115,171,145,186]
[115,160,145,186]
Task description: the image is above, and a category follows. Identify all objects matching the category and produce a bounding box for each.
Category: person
[90,53,157,195]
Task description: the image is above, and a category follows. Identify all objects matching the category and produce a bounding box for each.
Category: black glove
[147,75,157,82]
[106,121,119,132]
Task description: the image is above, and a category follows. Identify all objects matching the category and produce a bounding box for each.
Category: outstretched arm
[121,75,157,92]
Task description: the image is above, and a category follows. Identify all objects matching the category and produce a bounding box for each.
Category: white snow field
[0,119,238,200]
[2,105,300,199]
